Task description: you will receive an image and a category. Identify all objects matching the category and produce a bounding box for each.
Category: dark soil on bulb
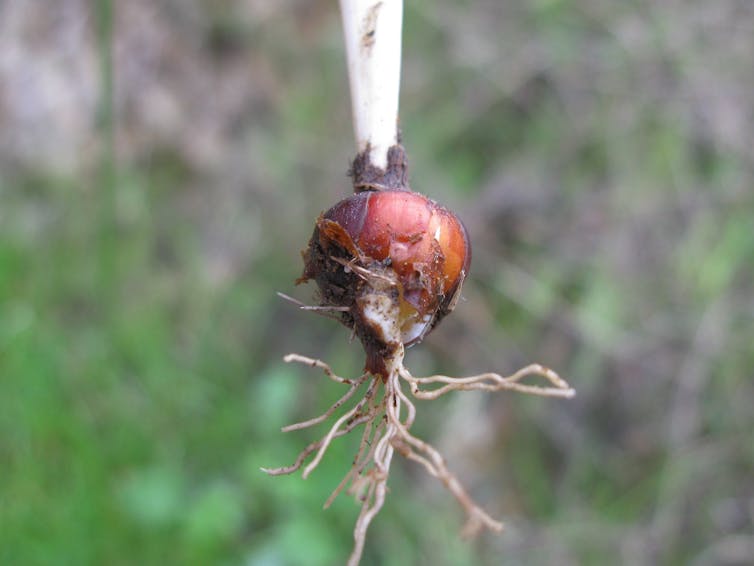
[349,143,411,193]
[299,215,400,380]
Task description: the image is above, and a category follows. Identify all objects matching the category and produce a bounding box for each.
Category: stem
[339,0,403,170]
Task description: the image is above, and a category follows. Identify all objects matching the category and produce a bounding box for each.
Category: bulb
[301,189,471,354]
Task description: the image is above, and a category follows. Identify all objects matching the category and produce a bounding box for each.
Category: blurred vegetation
[2,0,753,565]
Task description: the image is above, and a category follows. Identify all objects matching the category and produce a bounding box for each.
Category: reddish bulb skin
[301,189,471,349]
[316,190,471,344]
[299,189,471,377]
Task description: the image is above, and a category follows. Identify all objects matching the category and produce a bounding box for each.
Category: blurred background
[2,0,753,564]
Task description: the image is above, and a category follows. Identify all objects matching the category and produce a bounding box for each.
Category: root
[387,370,503,538]
[259,413,372,476]
[324,396,385,509]
[264,351,575,566]
[348,430,393,566]
[277,292,350,323]
[261,355,376,477]
[283,353,356,385]
[400,363,575,400]
[282,373,370,432]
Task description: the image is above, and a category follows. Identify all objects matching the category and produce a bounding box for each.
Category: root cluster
[262,351,574,566]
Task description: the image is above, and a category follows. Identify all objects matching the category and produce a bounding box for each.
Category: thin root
[284,353,355,385]
[302,379,379,479]
[277,292,348,322]
[400,363,575,400]
[386,371,504,537]
[260,413,371,476]
[282,373,370,432]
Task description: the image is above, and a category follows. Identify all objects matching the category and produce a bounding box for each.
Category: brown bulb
[301,189,471,356]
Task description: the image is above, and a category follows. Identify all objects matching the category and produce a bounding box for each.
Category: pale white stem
[339,0,403,169]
